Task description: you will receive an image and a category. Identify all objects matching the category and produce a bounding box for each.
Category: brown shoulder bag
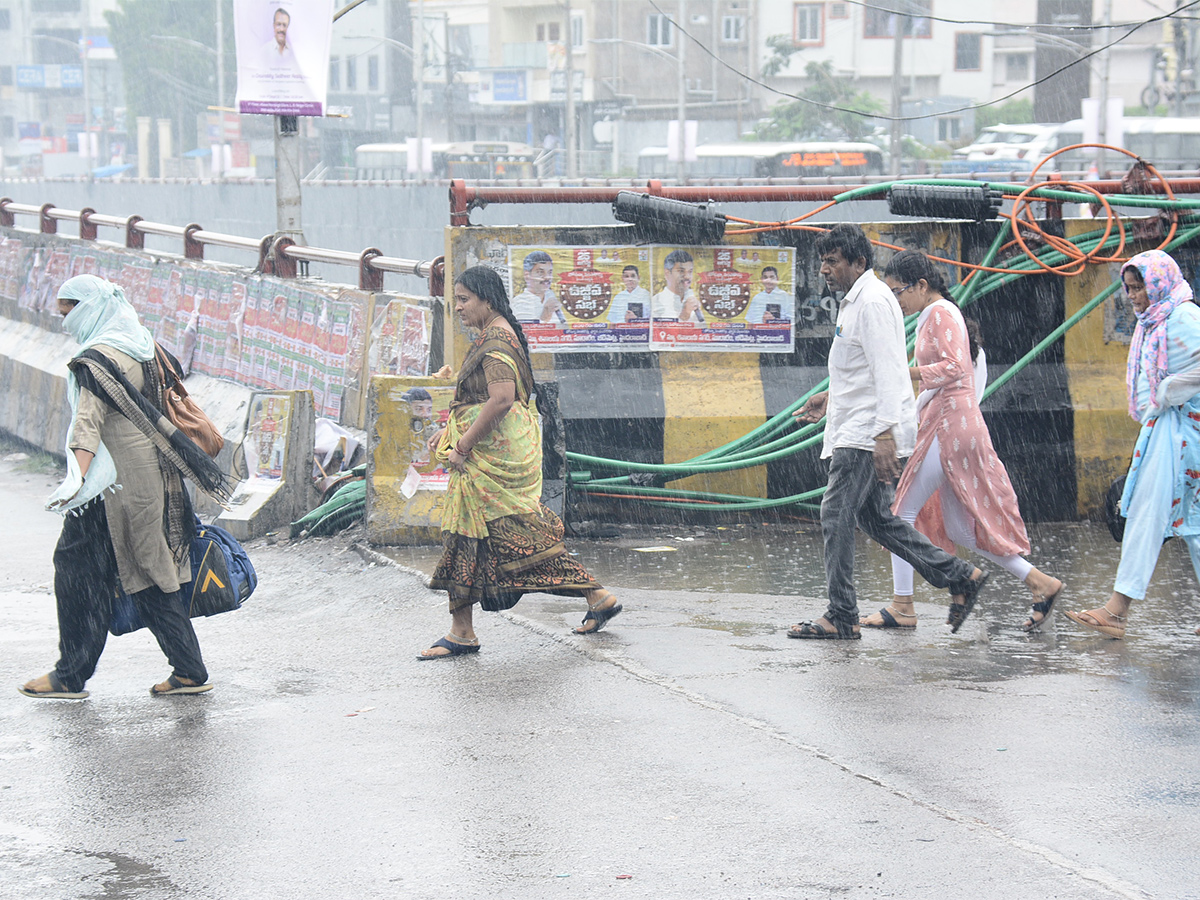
[155,344,225,459]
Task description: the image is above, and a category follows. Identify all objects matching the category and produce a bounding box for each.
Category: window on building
[368,55,379,90]
[31,1,81,12]
[647,13,673,47]
[2,117,14,139]
[548,22,560,42]
[795,4,823,44]
[722,15,745,42]
[0,66,11,86]
[571,12,584,50]
[537,23,545,41]
[1005,53,1030,81]
[829,2,849,18]
[864,1,932,38]
[329,56,340,90]
[346,57,357,90]
[0,10,11,29]
[938,117,962,142]
[955,33,981,70]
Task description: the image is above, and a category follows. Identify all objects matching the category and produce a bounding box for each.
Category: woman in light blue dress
[1066,250,1200,638]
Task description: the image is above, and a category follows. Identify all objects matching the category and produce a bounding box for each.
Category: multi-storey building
[0,0,122,177]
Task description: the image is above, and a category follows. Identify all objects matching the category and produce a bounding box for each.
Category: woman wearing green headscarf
[20,275,230,699]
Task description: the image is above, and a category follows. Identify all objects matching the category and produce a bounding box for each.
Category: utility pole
[677,0,687,180]
[416,0,425,181]
[1098,0,1112,177]
[82,0,92,178]
[216,0,225,108]
[276,115,303,240]
[1175,0,1187,117]
[564,0,577,177]
[889,9,905,177]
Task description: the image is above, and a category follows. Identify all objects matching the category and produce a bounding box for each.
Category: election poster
[234,0,334,116]
[649,246,796,352]
[505,245,652,352]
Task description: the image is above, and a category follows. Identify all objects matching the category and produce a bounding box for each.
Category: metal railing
[0,197,444,295]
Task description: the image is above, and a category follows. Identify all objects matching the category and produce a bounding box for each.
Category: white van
[953,124,1059,163]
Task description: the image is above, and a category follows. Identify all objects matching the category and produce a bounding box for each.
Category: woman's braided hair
[454,265,532,364]
[883,249,981,363]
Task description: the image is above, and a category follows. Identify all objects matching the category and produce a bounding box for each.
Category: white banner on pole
[234,0,334,116]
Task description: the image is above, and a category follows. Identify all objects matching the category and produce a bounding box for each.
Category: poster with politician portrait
[234,0,334,116]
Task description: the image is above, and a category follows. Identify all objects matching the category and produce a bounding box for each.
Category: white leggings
[891,435,1033,596]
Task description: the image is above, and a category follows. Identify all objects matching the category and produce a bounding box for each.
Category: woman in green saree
[418,265,621,659]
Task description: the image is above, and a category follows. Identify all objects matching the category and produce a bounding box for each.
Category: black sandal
[574,593,623,634]
[947,571,989,634]
[787,619,861,640]
[1022,586,1063,632]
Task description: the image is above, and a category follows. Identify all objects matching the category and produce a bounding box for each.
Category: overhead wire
[646,0,1200,122]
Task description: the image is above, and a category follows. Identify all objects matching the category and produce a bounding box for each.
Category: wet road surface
[2,452,1199,899]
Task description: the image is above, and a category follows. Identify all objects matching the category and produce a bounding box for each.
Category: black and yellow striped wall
[446,219,1181,523]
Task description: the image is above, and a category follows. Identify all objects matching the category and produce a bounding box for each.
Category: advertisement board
[499,244,794,353]
[234,0,334,116]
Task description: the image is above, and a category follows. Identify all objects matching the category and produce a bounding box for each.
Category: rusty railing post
[0,198,14,228]
[39,203,56,234]
[79,208,97,241]
[125,215,144,249]
[358,248,384,292]
[183,223,204,259]
[270,235,297,279]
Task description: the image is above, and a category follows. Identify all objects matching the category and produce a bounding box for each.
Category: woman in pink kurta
[861,250,1063,632]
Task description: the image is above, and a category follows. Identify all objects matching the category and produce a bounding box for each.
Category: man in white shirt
[607,265,651,323]
[261,7,298,71]
[790,224,987,639]
[744,266,788,323]
[511,250,563,323]
[652,249,703,323]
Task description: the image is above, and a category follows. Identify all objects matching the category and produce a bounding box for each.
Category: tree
[974,98,1034,132]
[106,0,236,144]
[757,51,884,142]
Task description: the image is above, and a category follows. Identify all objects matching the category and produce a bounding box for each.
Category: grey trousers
[821,448,975,628]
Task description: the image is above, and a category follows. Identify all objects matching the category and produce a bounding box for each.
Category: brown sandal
[1064,605,1126,639]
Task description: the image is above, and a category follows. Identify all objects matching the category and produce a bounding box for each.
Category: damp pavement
[2,452,1199,900]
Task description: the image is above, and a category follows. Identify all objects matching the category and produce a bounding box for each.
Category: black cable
[647,0,1200,123]
[835,0,1192,31]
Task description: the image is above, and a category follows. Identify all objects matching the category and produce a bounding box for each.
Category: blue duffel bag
[109,516,257,636]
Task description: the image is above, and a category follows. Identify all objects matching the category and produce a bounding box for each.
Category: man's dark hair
[814,223,873,270]
[274,7,290,22]
[761,266,778,278]
[523,250,552,272]
[663,249,693,271]
[622,265,639,276]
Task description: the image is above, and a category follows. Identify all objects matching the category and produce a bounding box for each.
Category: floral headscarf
[1124,250,1194,421]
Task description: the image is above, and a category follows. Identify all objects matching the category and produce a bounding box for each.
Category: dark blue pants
[52,498,207,693]
[821,448,975,628]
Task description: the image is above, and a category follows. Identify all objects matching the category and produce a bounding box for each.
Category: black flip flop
[863,607,917,629]
[417,636,481,661]
[18,672,89,700]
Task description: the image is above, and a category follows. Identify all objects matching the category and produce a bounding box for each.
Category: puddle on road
[378,521,1200,697]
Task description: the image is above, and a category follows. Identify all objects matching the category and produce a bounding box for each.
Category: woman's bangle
[454,442,471,457]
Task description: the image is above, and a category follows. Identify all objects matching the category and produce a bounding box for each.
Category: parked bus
[637,141,886,179]
[354,141,539,180]
[1050,117,1200,172]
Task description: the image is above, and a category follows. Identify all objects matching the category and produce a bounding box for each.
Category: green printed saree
[429,326,599,612]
